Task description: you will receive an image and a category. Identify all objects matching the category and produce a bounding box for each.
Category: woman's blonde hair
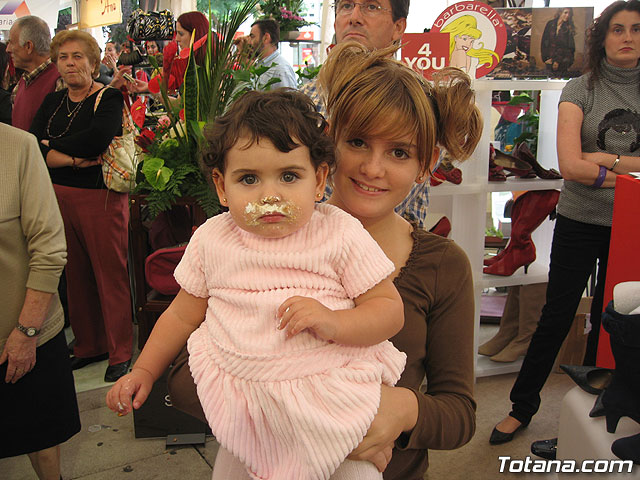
[50,30,101,78]
[319,41,482,176]
[441,15,500,69]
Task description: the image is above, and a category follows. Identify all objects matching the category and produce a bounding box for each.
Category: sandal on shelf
[493,149,533,178]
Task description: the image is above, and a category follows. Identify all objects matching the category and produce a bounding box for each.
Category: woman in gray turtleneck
[491,0,640,445]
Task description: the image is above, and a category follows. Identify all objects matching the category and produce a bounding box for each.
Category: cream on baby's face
[243,196,302,227]
[212,137,328,239]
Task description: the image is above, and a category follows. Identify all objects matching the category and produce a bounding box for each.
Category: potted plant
[134,0,260,218]
[257,0,314,39]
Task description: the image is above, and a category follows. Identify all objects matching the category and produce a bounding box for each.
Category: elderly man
[0,123,80,480]
[6,15,62,131]
[247,19,298,89]
[301,0,432,228]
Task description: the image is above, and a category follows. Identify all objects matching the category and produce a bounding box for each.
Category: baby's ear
[211,169,227,206]
[315,163,330,198]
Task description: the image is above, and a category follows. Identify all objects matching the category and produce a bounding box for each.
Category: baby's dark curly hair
[201,88,336,176]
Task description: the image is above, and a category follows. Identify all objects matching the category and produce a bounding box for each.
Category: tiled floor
[4,325,637,480]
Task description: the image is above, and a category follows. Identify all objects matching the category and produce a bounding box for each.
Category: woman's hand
[347,385,419,472]
[0,329,37,384]
[106,367,154,415]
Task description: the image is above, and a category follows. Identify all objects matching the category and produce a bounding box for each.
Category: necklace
[46,81,94,139]
[65,93,85,117]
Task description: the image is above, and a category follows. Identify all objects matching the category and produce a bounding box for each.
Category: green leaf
[508,93,535,105]
[232,70,252,82]
[142,157,173,191]
[260,76,281,91]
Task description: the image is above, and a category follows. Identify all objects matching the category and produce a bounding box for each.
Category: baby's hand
[277,296,340,342]
[105,368,154,416]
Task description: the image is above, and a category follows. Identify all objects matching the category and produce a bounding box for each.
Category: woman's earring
[316,192,323,199]
[222,197,227,204]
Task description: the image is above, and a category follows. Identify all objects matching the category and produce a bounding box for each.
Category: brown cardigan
[167,227,476,479]
[384,227,476,479]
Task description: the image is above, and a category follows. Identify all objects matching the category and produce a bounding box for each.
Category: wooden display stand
[596,175,640,368]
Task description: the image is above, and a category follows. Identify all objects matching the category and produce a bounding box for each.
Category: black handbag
[127,9,175,41]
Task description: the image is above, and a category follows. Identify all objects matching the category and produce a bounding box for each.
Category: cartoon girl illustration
[441,15,500,78]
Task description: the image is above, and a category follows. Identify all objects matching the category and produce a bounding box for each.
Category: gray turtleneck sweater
[558,60,640,226]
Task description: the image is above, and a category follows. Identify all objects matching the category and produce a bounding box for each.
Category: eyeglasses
[334,1,392,17]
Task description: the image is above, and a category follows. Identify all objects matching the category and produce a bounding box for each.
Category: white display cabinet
[428,79,567,377]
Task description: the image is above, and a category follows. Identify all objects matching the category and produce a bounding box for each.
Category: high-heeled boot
[484,190,559,276]
[601,300,640,433]
[611,432,640,465]
[491,282,546,362]
[478,286,520,356]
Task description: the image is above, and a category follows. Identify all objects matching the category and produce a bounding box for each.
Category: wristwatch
[16,322,40,337]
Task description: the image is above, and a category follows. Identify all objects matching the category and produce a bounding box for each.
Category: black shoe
[559,364,613,395]
[490,423,525,445]
[104,359,131,382]
[589,391,606,417]
[70,353,108,370]
[611,432,640,465]
[531,438,557,460]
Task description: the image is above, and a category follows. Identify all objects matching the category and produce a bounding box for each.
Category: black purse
[127,9,175,41]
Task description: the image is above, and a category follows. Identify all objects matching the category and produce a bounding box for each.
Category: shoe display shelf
[428,79,566,378]
[558,387,640,479]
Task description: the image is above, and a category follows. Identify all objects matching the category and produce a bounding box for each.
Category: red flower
[135,128,155,152]
[130,97,147,128]
[148,74,162,94]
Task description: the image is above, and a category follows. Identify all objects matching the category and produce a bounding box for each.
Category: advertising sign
[431,1,507,79]
[0,0,59,31]
[401,32,449,80]
[79,0,122,29]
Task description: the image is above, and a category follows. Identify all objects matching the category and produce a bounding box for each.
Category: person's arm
[581,151,640,174]
[106,288,207,414]
[277,276,404,345]
[38,139,99,168]
[557,101,618,187]
[397,243,476,450]
[349,241,476,471]
[0,131,66,384]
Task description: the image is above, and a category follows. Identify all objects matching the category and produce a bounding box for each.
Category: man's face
[6,26,32,70]
[334,0,407,50]
[249,24,265,57]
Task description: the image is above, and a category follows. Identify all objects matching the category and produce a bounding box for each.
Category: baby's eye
[347,138,366,148]
[281,171,299,183]
[240,174,258,185]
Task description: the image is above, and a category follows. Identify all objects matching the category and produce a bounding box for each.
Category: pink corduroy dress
[175,203,406,480]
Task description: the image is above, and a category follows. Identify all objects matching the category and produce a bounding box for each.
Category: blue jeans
[509,214,611,425]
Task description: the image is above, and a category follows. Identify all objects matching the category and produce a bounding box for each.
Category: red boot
[484,190,560,276]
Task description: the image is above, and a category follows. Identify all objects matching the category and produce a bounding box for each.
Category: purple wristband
[593,165,607,188]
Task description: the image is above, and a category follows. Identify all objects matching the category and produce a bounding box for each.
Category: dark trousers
[54,184,133,365]
[510,215,611,425]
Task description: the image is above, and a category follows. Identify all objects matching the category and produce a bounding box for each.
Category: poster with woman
[431,1,507,79]
[530,7,593,78]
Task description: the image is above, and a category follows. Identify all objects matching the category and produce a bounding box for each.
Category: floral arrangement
[257,0,314,32]
[132,0,260,218]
